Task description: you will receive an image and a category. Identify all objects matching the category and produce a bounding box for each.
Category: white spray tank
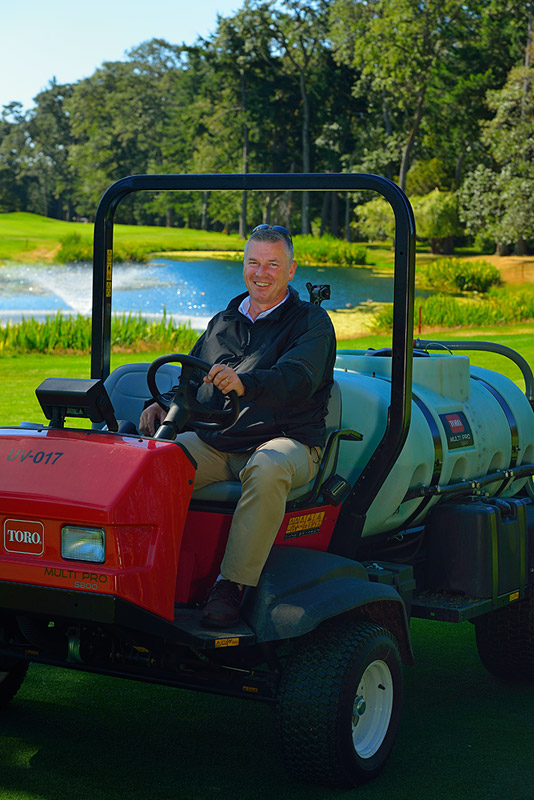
[334,343,534,538]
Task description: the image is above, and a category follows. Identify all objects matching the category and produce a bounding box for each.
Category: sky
[0,0,242,112]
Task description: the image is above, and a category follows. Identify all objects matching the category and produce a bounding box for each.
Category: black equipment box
[424,496,528,598]
[364,561,416,610]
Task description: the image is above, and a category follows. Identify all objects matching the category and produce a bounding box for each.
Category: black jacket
[182,286,336,452]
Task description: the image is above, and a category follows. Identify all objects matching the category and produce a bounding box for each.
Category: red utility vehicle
[1,174,533,788]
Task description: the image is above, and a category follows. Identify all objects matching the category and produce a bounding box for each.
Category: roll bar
[91,173,416,546]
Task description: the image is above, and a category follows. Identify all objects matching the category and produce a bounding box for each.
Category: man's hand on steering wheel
[143,354,241,440]
[203,364,245,397]
[139,363,244,436]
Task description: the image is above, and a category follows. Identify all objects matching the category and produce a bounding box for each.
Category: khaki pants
[177,432,321,586]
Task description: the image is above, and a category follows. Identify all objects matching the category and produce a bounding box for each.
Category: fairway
[0,213,244,263]
[1,326,534,429]
[1,619,533,800]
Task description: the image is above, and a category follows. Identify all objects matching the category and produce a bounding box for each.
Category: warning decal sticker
[284,511,325,540]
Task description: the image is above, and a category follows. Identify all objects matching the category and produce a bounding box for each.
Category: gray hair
[244,227,294,264]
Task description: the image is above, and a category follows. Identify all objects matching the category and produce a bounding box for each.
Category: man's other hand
[139,402,167,436]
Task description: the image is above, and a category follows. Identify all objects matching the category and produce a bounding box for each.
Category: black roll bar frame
[91,173,416,541]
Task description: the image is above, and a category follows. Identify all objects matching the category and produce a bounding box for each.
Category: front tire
[277,620,403,788]
[0,661,28,709]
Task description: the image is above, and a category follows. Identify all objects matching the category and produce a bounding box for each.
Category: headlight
[61,526,106,563]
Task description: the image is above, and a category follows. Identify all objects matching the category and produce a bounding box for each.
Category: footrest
[173,607,256,648]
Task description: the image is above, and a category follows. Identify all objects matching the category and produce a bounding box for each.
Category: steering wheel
[146,354,240,440]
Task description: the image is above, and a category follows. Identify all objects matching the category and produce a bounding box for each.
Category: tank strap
[471,376,519,469]
[397,392,444,529]
[412,392,444,485]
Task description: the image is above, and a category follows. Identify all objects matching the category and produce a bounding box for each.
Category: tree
[271,0,332,233]
[329,0,481,189]
[0,103,31,212]
[459,63,534,252]
[195,3,280,235]
[67,40,185,220]
[412,189,464,254]
[420,0,531,188]
[27,80,75,219]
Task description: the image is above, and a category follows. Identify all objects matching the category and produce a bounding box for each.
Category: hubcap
[351,659,394,759]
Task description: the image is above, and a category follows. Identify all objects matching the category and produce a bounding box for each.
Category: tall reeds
[374,289,534,332]
[0,312,199,355]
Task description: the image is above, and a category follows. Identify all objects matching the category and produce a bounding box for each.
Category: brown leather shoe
[201,579,242,628]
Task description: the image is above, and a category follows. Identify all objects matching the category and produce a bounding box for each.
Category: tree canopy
[0,0,532,253]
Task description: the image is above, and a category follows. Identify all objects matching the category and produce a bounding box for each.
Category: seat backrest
[96,362,181,428]
[192,379,343,504]
[323,379,342,439]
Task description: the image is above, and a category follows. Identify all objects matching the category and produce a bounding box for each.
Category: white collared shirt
[238,291,290,322]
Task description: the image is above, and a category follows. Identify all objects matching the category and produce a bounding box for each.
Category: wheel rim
[351,659,394,759]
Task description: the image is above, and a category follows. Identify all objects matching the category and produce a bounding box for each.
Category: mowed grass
[0,351,169,426]
[0,620,533,800]
[0,212,243,263]
[1,327,534,427]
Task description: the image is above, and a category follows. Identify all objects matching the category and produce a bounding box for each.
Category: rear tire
[277,620,403,788]
[0,661,28,709]
[475,586,534,681]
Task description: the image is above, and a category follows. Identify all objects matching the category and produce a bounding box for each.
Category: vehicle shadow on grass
[0,620,533,800]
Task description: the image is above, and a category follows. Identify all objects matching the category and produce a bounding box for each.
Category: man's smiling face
[243,239,297,319]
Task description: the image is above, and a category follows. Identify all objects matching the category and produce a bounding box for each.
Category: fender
[241,546,414,664]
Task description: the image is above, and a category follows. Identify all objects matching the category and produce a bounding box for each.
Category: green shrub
[293,235,367,266]
[57,233,155,264]
[57,233,93,263]
[417,258,502,293]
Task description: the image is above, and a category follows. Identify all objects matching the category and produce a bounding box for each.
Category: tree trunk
[345,193,352,242]
[430,236,454,255]
[331,192,339,238]
[281,161,295,230]
[382,94,394,181]
[515,236,527,256]
[454,152,465,188]
[201,191,209,231]
[41,178,48,217]
[399,92,425,191]
[320,191,330,236]
[299,71,311,234]
[496,242,512,256]
[239,71,249,238]
[263,192,273,224]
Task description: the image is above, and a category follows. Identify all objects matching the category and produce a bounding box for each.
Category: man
[140,224,336,628]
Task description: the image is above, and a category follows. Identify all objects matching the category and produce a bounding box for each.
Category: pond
[0,257,408,328]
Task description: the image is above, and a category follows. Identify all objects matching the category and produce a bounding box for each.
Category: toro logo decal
[445,413,465,433]
[4,519,44,556]
[438,411,474,449]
